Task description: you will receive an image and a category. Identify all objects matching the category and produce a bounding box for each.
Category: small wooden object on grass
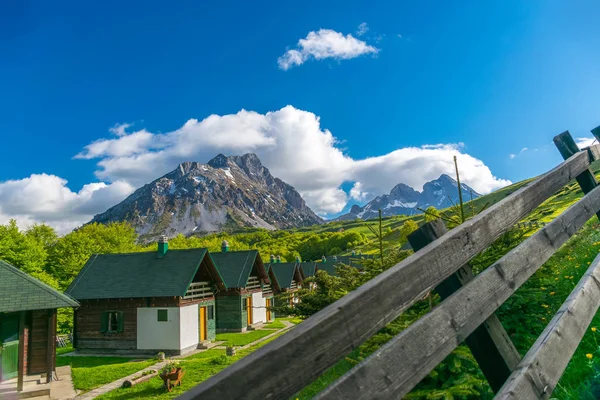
[122,370,157,388]
[160,363,185,392]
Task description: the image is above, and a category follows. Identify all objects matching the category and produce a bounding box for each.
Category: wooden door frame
[246,297,253,326]
[199,307,207,341]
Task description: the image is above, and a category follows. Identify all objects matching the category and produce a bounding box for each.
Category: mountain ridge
[89,153,323,241]
[336,174,480,220]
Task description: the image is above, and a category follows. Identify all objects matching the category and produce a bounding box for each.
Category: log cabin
[0,260,79,391]
[65,237,225,355]
[267,260,304,306]
[210,241,271,332]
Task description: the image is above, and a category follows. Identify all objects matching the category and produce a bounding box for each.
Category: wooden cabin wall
[75,298,177,351]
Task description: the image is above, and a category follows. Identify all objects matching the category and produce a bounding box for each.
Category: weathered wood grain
[554,131,599,221]
[584,143,600,162]
[408,219,520,392]
[317,183,600,400]
[176,151,590,400]
[495,253,600,399]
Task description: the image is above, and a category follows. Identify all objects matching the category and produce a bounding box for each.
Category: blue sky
[1,0,600,231]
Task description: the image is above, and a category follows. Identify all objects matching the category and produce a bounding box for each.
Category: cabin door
[198,307,207,342]
[246,297,253,326]
[266,298,271,321]
[0,315,19,381]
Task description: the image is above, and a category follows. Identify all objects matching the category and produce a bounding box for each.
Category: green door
[0,315,20,381]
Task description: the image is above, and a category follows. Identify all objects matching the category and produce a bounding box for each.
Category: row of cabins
[65,238,367,356]
[0,238,370,390]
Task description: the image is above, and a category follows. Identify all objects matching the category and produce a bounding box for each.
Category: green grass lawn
[215,329,274,346]
[278,316,302,325]
[96,331,288,399]
[56,345,74,356]
[56,354,156,392]
[262,319,286,329]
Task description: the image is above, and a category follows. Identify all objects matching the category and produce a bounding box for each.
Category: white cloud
[356,22,369,37]
[575,137,597,148]
[78,106,509,215]
[109,122,133,137]
[278,29,379,70]
[2,106,511,231]
[508,147,530,159]
[0,174,133,234]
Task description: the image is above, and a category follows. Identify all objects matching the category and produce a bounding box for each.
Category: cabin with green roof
[317,256,338,276]
[268,259,304,307]
[0,260,78,392]
[210,241,271,332]
[66,237,225,355]
[299,261,317,278]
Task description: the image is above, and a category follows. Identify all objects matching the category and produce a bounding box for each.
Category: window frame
[157,309,169,322]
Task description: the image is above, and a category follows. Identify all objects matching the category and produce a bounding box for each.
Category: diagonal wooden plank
[317,183,600,400]
[408,219,520,392]
[176,151,590,400]
[496,253,600,399]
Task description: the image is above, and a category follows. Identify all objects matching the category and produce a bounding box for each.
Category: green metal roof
[332,255,352,266]
[299,262,317,278]
[317,261,337,276]
[268,263,297,289]
[66,248,212,300]
[210,250,262,288]
[0,260,79,313]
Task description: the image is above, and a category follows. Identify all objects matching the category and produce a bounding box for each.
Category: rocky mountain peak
[389,183,420,202]
[90,153,322,242]
[207,153,230,169]
[335,174,481,221]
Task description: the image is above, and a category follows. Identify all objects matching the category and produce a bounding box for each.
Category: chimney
[221,240,229,253]
[276,255,282,263]
[270,254,275,263]
[322,256,326,263]
[158,236,168,256]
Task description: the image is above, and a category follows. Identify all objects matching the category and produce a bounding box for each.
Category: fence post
[407,219,521,393]
[553,131,600,220]
[591,125,600,142]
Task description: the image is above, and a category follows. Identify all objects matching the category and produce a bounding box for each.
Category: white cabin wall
[136,307,181,350]
[252,292,267,323]
[179,304,199,349]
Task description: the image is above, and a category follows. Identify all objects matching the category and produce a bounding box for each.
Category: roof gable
[269,263,298,289]
[299,262,316,278]
[66,248,212,300]
[210,250,265,288]
[0,260,79,313]
[317,261,337,276]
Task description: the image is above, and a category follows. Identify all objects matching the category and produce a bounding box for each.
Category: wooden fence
[178,127,600,400]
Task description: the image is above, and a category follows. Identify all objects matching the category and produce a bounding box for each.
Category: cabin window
[157,309,168,322]
[101,311,124,333]
[207,305,214,320]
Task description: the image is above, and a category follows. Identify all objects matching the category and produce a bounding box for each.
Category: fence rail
[177,128,600,400]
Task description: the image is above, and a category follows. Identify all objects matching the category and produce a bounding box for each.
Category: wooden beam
[317,183,600,400]
[407,219,520,392]
[46,309,55,384]
[495,253,600,399]
[584,143,600,162]
[177,151,590,400]
[553,131,599,220]
[17,311,26,392]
